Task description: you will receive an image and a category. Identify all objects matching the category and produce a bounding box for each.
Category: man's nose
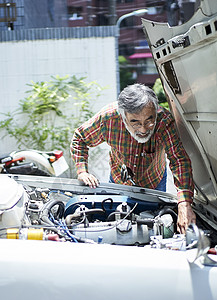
[138,125,148,134]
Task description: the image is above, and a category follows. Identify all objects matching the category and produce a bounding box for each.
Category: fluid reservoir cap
[0,175,24,210]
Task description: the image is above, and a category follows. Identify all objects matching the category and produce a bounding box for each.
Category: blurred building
[67,0,169,86]
[0,0,200,87]
[66,0,201,86]
[0,0,67,30]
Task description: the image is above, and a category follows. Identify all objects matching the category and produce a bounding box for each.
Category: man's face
[124,104,157,143]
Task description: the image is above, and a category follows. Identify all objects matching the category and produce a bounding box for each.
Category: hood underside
[142,0,217,226]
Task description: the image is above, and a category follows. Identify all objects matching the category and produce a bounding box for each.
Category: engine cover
[0,175,28,227]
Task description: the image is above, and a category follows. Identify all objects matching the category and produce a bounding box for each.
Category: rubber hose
[40,200,65,225]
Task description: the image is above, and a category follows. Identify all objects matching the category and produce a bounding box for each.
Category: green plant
[153,78,170,110]
[153,78,166,103]
[0,75,104,151]
[119,56,135,91]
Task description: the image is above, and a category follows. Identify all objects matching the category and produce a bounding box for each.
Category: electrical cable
[58,219,78,243]
[68,203,138,234]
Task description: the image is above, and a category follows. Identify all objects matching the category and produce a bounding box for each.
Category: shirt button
[135,154,138,157]
[134,164,136,168]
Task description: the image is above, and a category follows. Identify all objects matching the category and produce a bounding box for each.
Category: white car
[1,0,217,299]
[1,174,215,300]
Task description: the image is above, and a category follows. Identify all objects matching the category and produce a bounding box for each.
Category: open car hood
[142,0,217,229]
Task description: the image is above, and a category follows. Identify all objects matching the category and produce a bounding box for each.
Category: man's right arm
[70,113,105,187]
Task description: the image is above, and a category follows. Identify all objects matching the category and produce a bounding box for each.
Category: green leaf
[0,75,105,169]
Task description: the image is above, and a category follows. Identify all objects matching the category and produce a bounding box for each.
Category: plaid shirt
[71,102,194,202]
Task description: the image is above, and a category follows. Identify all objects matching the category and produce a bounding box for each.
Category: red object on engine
[47,234,60,241]
[5,157,25,167]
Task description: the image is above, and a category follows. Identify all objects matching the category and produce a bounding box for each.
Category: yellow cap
[27,228,44,240]
[7,228,19,239]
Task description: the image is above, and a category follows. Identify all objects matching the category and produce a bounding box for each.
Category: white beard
[122,118,155,143]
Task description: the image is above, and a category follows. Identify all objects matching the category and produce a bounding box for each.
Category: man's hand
[177,202,196,234]
[77,172,99,188]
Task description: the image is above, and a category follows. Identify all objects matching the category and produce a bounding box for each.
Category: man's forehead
[126,104,156,119]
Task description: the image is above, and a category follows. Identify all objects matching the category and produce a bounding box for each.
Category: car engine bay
[1,174,217,252]
[0,175,180,246]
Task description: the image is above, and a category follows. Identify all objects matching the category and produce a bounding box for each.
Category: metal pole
[108,0,117,25]
[115,9,148,95]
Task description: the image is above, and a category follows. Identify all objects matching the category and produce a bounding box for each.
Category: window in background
[138,58,157,74]
[68,6,83,20]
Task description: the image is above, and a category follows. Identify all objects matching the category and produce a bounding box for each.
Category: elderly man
[71,83,196,233]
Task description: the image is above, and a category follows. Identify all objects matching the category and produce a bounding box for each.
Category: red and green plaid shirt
[71,102,194,202]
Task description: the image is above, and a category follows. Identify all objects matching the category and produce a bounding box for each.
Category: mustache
[135,130,151,136]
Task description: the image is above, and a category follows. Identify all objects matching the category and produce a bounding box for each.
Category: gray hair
[118,83,159,119]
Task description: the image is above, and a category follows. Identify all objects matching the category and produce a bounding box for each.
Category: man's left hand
[177,202,196,234]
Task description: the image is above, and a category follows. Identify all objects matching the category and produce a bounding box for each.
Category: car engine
[0,175,179,246]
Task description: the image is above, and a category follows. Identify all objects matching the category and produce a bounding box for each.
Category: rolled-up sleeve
[70,112,105,175]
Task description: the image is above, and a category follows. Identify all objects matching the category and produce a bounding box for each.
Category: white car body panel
[1,239,217,300]
[0,174,216,300]
[142,0,217,205]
